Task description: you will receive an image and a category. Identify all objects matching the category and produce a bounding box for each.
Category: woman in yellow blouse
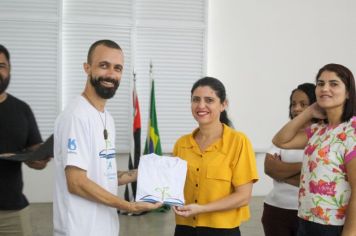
[173,77,259,236]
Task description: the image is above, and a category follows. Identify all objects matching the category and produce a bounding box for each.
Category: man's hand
[25,158,51,170]
[24,143,52,169]
[129,202,162,214]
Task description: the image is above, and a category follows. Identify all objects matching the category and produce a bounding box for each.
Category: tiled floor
[30,196,264,236]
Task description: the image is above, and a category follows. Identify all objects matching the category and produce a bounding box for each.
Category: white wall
[207,0,356,195]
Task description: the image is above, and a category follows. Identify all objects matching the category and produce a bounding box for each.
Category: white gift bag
[136,153,187,206]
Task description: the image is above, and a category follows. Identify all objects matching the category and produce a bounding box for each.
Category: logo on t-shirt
[67,138,77,153]
[99,148,117,180]
[99,148,116,159]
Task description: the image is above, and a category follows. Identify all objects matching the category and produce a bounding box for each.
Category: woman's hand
[173,204,204,217]
[309,103,326,119]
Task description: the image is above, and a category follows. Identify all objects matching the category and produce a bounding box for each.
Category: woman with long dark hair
[173,77,259,236]
[273,64,356,236]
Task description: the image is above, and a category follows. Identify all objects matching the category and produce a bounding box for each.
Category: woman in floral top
[273,64,356,236]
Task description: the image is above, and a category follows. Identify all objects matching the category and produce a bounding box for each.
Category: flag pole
[146,61,153,151]
[132,69,136,159]
[132,70,142,170]
[149,60,153,82]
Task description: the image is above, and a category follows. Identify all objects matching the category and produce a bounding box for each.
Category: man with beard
[53,40,161,236]
[0,44,50,235]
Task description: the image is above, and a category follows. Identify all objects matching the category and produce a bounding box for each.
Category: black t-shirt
[0,94,42,210]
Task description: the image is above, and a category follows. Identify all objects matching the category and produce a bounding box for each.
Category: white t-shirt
[53,96,119,236]
[136,153,187,206]
[264,144,303,210]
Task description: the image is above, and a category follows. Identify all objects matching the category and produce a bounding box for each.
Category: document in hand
[136,153,187,206]
[0,134,53,162]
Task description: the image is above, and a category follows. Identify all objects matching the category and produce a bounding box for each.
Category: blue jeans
[297,218,343,236]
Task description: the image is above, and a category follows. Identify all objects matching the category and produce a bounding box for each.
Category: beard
[89,75,120,99]
[0,73,10,94]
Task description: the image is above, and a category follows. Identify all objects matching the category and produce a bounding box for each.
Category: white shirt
[53,96,119,236]
[264,144,303,210]
[136,153,187,206]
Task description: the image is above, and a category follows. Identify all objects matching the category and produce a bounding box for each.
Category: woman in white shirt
[262,83,316,236]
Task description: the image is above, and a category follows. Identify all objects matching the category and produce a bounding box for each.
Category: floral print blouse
[298,116,356,225]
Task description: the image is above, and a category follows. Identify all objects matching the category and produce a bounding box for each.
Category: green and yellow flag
[143,79,162,155]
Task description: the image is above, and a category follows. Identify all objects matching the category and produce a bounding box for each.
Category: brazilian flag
[143,79,162,155]
[143,79,170,212]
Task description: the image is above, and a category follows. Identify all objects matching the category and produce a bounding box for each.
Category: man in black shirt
[0,44,50,236]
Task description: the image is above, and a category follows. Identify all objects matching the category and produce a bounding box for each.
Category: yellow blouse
[173,124,259,228]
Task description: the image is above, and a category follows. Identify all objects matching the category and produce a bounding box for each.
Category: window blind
[0,0,59,139]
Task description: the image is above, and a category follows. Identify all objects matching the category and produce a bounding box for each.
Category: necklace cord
[82,93,108,140]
